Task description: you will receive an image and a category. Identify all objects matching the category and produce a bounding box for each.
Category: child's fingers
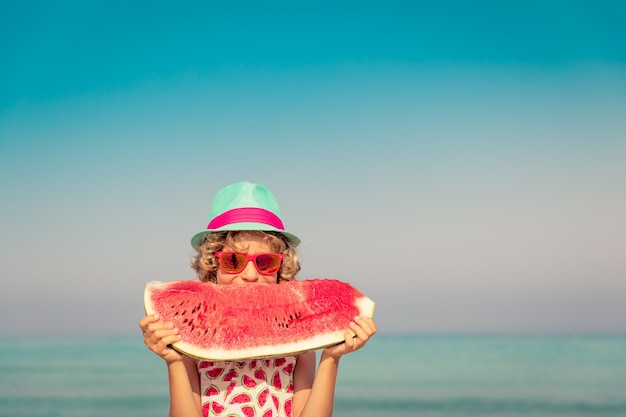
[152,330,182,351]
[140,317,179,345]
[143,319,176,338]
[138,315,184,362]
[321,317,377,358]
[349,320,370,344]
[148,320,174,333]
[147,324,178,345]
[354,316,377,336]
[146,327,181,355]
[138,314,161,332]
[151,327,179,341]
[343,331,356,350]
[138,314,157,331]
[346,316,377,351]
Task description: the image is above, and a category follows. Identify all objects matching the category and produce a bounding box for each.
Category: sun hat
[191,181,301,250]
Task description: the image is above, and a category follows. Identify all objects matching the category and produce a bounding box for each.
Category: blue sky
[1,1,625,335]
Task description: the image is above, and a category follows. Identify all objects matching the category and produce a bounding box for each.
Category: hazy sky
[1,1,625,335]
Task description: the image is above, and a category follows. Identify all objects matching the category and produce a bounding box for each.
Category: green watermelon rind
[143,279,375,361]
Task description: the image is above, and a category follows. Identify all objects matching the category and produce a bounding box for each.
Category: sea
[1,334,625,417]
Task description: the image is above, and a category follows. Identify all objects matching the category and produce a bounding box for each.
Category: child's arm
[139,315,202,417]
[166,356,202,417]
[294,316,377,417]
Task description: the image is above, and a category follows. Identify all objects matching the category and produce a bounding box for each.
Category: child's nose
[240,260,259,282]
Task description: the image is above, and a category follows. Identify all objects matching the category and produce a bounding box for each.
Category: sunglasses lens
[255,254,281,272]
[217,252,282,274]
[221,252,247,272]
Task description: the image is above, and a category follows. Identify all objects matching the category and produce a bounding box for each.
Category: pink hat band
[207,207,285,230]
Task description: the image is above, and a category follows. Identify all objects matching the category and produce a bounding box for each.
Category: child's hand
[139,314,184,363]
[322,316,377,359]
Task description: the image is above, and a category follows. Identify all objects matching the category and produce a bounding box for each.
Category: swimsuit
[198,356,296,417]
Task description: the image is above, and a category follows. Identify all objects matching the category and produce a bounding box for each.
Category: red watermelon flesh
[144,279,375,360]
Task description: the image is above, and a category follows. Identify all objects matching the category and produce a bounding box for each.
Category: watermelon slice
[144,279,375,360]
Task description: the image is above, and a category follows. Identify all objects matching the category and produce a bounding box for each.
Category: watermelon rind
[143,279,375,361]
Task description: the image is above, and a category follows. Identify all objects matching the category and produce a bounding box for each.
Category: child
[139,182,377,417]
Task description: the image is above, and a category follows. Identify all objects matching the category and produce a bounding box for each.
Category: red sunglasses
[214,251,284,274]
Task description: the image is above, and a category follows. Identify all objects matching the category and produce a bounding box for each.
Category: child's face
[216,236,279,285]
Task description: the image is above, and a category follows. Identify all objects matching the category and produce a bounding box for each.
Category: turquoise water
[1,335,625,417]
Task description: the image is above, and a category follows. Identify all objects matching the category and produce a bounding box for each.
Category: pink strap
[207,207,285,230]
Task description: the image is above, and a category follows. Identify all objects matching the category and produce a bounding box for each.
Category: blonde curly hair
[191,230,300,283]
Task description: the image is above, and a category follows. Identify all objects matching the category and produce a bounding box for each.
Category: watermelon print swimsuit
[198,356,296,417]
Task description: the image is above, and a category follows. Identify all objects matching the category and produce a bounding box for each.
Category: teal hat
[191,182,301,250]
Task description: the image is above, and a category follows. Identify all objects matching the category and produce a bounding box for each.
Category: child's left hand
[322,316,377,359]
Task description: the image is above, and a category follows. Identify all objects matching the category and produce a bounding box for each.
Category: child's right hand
[139,314,184,363]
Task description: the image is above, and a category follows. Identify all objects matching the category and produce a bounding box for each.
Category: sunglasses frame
[214,251,284,274]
